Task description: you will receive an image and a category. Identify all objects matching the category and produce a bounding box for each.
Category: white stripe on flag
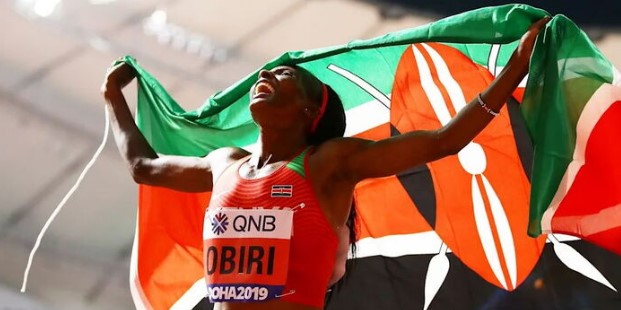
[351,232,580,260]
[411,44,452,125]
[129,217,152,310]
[343,98,391,137]
[351,231,446,259]
[170,278,207,310]
[487,44,501,77]
[327,64,391,108]
[421,43,468,112]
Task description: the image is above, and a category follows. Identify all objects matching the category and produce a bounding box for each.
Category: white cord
[21,107,110,292]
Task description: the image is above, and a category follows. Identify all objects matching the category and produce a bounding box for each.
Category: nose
[258,69,274,79]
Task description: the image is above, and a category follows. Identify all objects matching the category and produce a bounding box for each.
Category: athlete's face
[249,66,322,132]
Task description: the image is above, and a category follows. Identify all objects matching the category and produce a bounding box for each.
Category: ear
[303,105,316,116]
[303,105,318,124]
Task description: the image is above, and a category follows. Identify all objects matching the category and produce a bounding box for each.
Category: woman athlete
[101,17,548,310]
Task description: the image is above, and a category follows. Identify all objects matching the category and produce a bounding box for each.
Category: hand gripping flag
[121,4,621,310]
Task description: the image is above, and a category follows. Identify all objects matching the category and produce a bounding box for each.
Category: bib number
[203,208,293,302]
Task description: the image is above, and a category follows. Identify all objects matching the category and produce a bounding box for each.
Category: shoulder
[311,137,371,160]
[205,147,250,182]
[206,147,249,167]
[308,137,371,180]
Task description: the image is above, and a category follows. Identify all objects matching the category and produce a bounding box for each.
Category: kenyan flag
[120,4,621,309]
[522,15,621,255]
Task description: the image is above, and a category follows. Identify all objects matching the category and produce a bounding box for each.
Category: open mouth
[253,80,275,99]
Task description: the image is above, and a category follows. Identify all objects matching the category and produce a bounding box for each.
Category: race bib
[203,208,293,302]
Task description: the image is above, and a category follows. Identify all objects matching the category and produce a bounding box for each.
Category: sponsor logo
[232,214,276,232]
[210,212,229,235]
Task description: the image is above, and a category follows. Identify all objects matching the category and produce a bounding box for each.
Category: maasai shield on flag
[122,4,621,310]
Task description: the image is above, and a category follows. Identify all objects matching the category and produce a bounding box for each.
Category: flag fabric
[521,15,621,255]
[121,4,621,309]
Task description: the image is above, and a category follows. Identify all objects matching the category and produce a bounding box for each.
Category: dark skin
[102,18,548,310]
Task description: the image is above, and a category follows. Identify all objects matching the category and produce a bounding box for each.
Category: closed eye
[273,67,295,78]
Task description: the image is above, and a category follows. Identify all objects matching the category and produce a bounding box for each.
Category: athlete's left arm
[335,17,548,183]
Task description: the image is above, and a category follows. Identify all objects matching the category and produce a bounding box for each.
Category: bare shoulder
[205,147,249,182]
[312,137,371,160]
[309,137,371,181]
[206,146,249,166]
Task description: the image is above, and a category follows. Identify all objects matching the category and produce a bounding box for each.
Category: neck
[252,130,308,168]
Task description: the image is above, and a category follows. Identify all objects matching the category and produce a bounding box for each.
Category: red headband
[310,83,328,133]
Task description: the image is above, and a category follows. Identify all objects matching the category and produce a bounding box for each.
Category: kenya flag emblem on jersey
[271,185,293,198]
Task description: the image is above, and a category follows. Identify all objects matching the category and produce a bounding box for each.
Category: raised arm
[333,17,549,183]
[101,62,225,192]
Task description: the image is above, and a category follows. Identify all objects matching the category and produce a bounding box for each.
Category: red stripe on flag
[551,100,621,255]
[136,186,210,309]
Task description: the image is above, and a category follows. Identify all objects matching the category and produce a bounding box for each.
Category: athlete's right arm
[100,61,227,193]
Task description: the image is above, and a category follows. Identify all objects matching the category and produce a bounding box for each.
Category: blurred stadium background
[1,0,619,309]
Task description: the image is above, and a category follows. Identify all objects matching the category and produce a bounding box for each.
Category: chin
[249,98,268,115]
[249,97,274,113]
[249,103,272,127]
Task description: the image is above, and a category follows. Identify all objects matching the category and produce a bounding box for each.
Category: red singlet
[204,148,338,308]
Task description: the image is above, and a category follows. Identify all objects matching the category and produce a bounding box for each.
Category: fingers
[529,16,551,33]
[106,62,124,75]
[520,16,551,46]
[108,62,134,77]
[104,61,136,90]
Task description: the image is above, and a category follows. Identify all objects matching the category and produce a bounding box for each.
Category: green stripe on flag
[127,4,547,155]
